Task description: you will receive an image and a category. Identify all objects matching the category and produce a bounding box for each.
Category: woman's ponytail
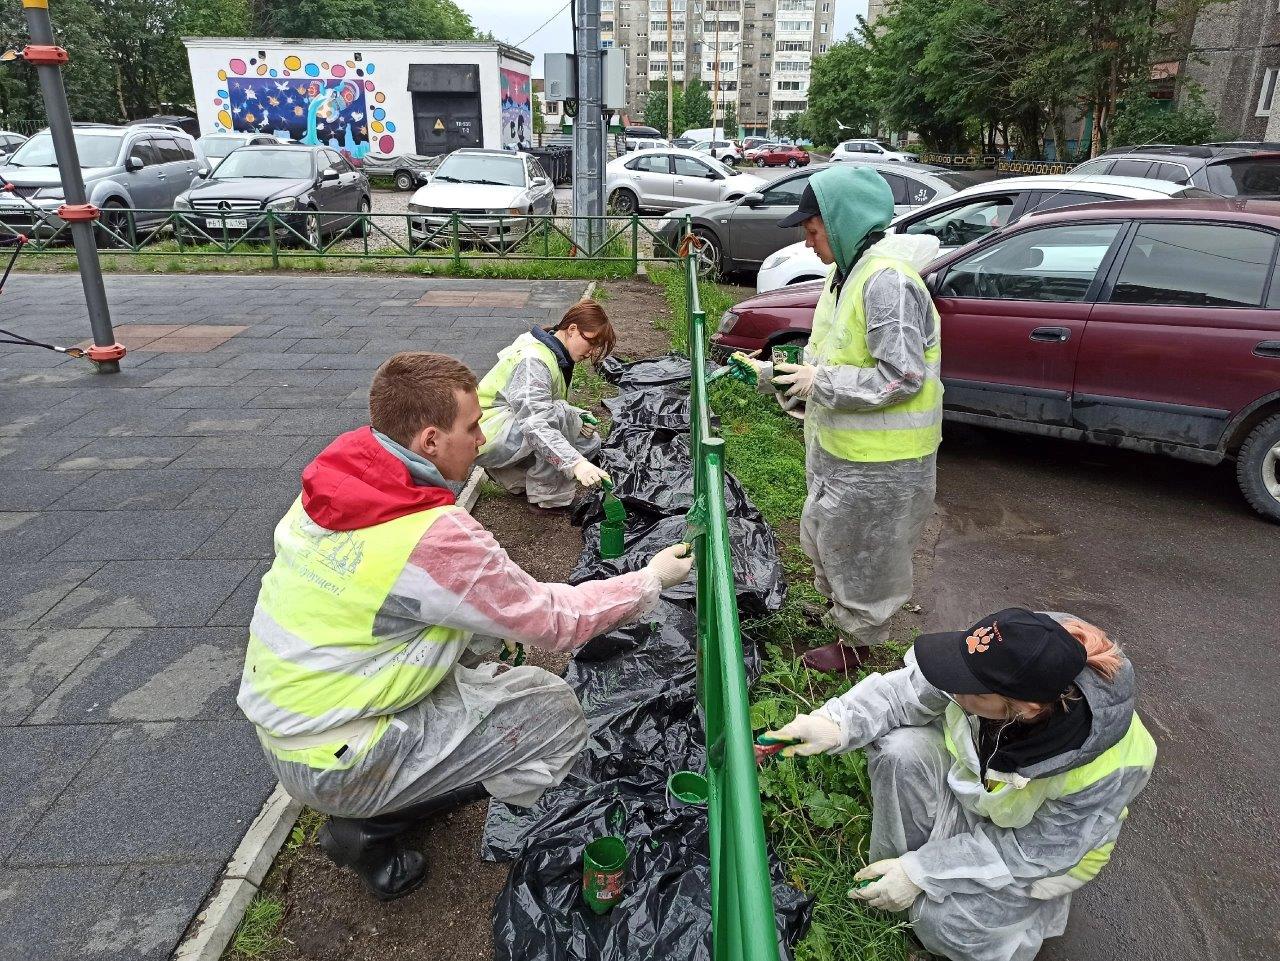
[1061,618,1123,682]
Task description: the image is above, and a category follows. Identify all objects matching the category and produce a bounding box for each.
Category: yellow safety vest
[477,333,567,456]
[942,702,1157,897]
[239,498,471,770]
[805,255,943,462]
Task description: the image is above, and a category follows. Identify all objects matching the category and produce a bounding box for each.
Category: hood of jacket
[809,165,897,274]
[300,426,455,532]
[862,233,942,274]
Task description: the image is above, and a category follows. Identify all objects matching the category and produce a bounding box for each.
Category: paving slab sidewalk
[0,272,589,961]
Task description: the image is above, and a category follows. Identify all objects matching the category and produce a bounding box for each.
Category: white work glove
[761,712,843,757]
[575,408,598,438]
[572,460,610,488]
[849,858,923,912]
[772,361,817,399]
[646,542,694,588]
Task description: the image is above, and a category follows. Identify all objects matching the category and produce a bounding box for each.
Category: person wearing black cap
[761,609,1157,961]
[733,164,944,675]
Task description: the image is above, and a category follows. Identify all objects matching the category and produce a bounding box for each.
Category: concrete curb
[170,468,489,961]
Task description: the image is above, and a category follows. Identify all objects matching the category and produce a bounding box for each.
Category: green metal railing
[684,250,782,961]
[0,205,683,269]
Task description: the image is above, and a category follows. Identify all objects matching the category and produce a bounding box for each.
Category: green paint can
[582,835,628,914]
[771,343,803,366]
[599,478,627,559]
[666,770,709,809]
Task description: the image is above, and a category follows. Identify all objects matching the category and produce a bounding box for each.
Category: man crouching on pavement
[237,351,694,901]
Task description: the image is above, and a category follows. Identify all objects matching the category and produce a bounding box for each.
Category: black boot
[317,783,489,902]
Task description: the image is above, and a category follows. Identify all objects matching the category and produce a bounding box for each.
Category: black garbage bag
[603,387,692,432]
[491,783,812,961]
[571,513,786,616]
[599,354,710,392]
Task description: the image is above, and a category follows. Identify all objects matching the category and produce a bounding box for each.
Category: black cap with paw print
[913,608,1087,703]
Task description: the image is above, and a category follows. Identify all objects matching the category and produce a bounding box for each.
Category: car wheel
[550,199,558,217]
[756,158,767,167]
[299,210,322,249]
[1236,412,1280,522]
[353,197,370,238]
[691,227,722,279]
[394,170,415,191]
[98,201,133,248]
[787,158,799,168]
[610,189,638,215]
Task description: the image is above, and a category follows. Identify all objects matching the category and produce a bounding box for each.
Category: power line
[514,1,573,50]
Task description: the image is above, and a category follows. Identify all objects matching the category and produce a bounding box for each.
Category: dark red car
[754,145,810,169]
[711,199,1280,522]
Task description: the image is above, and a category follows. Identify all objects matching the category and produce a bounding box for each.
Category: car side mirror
[532,176,549,187]
[197,166,210,179]
[126,155,144,172]
[742,192,765,207]
[320,167,339,182]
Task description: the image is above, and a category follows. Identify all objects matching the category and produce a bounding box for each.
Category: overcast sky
[463,0,868,76]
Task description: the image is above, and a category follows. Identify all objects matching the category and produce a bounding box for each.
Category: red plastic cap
[22,44,69,65]
[57,203,99,223]
[86,343,127,362]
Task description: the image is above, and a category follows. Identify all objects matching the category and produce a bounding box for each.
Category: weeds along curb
[171,469,490,961]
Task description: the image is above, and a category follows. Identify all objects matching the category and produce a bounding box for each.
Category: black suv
[1071,144,1280,197]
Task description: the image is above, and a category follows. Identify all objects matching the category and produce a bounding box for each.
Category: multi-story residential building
[1180,0,1280,142]
[601,0,837,136]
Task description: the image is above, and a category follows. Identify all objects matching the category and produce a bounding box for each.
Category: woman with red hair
[763,609,1157,961]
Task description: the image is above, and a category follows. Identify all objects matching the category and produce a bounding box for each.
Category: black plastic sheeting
[485,356,806,961]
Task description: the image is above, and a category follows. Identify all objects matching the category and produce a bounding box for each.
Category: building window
[822,1,830,9]
[601,39,615,47]
[819,43,828,52]
[778,40,811,51]
[602,20,614,30]
[820,22,827,33]
[1259,68,1279,117]
[778,19,812,31]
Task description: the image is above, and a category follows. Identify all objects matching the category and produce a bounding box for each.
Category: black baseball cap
[777,183,822,228]
[913,608,1086,704]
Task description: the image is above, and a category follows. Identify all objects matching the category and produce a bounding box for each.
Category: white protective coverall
[476,329,600,508]
[815,614,1155,961]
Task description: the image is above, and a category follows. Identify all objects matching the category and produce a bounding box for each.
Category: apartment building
[600,0,838,136]
[1180,0,1280,142]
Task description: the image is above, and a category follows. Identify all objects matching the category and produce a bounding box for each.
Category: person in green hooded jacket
[737,165,944,673]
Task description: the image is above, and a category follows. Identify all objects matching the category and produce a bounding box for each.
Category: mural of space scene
[500,68,532,151]
[226,77,372,158]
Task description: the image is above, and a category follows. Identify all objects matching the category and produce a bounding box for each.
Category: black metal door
[413,92,483,155]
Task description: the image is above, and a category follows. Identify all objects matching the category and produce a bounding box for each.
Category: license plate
[208,218,248,230]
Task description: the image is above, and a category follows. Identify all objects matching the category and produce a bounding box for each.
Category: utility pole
[712,6,721,139]
[572,0,604,253]
[666,0,674,139]
[17,0,122,372]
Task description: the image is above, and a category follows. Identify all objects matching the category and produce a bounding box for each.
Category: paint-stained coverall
[239,427,661,818]
[817,613,1156,961]
[476,328,599,508]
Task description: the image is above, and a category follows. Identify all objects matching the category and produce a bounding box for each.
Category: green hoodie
[808,165,897,275]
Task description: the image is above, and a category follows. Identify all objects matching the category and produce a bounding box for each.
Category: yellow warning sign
[434,118,445,132]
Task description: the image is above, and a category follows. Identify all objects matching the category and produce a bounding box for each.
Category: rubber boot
[801,639,871,675]
[318,783,489,902]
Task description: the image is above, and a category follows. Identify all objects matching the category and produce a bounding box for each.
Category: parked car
[0,131,27,162]
[360,151,446,190]
[831,139,919,164]
[741,136,770,153]
[622,125,667,154]
[1071,144,1280,197]
[128,114,200,137]
[756,174,1214,291]
[655,162,983,277]
[606,147,765,214]
[753,144,811,168]
[691,139,742,166]
[0,123,203,242]
[742,142,777,162]
[196,133,282,171]
[712,199,1280,522]
[175,144,370,247]
[408,148,555,246]
[624,137,670,154]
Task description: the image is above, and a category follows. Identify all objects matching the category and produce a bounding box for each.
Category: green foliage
[251,0,476,42]
[805,39,874,147]
[532,94,546,137]
[682,77,713,130]
[1109,83,1220,148]
[722,101,738,138]
[643,83,683,135]
[228,894,285,959]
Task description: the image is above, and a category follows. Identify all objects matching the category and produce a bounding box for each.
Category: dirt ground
[259,279,673,961]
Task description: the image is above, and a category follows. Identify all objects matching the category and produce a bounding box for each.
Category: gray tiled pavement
[0,272,589,961]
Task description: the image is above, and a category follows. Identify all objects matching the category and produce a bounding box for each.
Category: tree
[682,77,712,130]
[643,83,684,136]
[531,93,545,144]
[0,0,117,123]
[1109,81,1219,147]
[805,37,874,147]
[251,0,475,42]
[722,100,737,138]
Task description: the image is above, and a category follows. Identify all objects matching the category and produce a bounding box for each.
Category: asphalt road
[924,424,1279,961]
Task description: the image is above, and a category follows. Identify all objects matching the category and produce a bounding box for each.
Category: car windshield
[213,148,313,179]
[8,131,123,168]
[934,171,992,191]
[433,154,525,187]
[1206,157,1280,197]
[200,136,250,159]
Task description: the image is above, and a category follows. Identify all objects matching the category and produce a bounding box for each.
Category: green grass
[228,895,285,959]
[651,265,912,961]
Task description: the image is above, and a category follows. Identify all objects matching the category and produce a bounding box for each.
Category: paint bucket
[582,835,628,914]
[771,342,803,366]
[666,770,708,809]
[599,478,627,559]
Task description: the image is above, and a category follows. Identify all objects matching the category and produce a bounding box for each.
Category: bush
[1109,85,1220,149]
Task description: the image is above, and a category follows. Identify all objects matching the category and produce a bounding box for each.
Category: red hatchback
[754,145,810,169]
[711,200,1280,522]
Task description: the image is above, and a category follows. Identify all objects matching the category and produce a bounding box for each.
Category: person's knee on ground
[911,892,1053,961]
[867,725,950,860]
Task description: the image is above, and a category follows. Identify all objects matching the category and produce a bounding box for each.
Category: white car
[691,139,742,165]
[606,148,764,214]
[623,137,670,153]
[408,148,556,245]
[755,174,1214,291]
[195,133,283,170]
[830,139,919,164]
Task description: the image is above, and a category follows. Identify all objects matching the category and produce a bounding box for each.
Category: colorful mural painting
[500,67,532,151]
[211,52,397,160]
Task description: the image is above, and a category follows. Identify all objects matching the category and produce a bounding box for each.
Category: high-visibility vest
[942,701,1157,899]
[805,256,943,462]
[477,333,566,455]
[238,498,471,770]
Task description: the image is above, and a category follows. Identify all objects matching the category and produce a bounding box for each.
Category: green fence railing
[684,250,782,961]
[0,206,683,270]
